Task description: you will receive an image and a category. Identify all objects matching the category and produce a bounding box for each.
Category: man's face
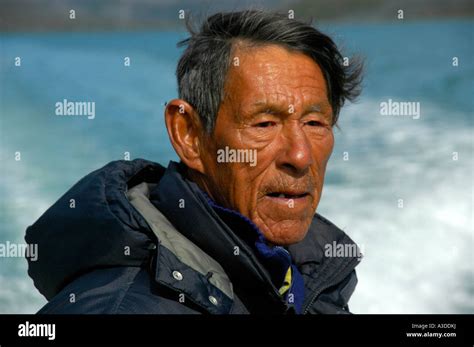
[199,44,334,245]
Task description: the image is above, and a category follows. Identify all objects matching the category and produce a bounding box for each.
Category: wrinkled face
[199,44,334,245]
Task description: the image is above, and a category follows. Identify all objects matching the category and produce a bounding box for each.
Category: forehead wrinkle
[248,69,329,110]
[245,51,325,86]
[221,44,331,122]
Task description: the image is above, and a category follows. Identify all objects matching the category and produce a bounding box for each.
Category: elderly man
[26,10,363,314]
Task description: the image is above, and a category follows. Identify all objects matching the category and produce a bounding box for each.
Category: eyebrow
[305,104,323,113]
[250,101,329,115]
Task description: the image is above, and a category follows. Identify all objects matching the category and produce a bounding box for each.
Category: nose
[276,122,313,175]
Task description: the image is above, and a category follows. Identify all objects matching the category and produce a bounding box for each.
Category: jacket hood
[26,159,361,307]
[25,159,165,300]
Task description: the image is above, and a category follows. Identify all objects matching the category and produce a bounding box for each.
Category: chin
[261,221,310,246]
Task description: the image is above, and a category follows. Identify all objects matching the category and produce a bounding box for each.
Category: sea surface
[0,20,472,313]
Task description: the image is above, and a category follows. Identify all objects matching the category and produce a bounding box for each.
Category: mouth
[262,190,312,211]
[265,191,310,200]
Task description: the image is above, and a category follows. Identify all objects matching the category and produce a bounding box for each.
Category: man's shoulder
[37,266,199,314]
[311,213,361,256]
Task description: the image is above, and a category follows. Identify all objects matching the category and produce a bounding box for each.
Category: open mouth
[266,192,309,199]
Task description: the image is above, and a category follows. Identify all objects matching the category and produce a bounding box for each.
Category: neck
[184,164,221,205]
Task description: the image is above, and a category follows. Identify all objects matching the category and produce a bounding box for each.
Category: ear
[164,99,207,174]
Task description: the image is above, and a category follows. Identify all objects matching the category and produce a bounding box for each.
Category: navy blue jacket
[25,159,361,314]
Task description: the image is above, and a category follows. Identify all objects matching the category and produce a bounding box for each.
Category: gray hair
[176,10,363,133]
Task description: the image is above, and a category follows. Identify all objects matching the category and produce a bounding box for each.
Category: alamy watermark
[0,241,38,261]
[217,146,257,167]
[324,241,363,261]
[380,99,421,120]
[18,321,55,340]
[55,98,95,119]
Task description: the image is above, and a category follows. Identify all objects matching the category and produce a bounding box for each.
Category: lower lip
[264,194,311,205]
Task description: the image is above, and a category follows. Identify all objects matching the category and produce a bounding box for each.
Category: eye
[306,120,323,127]
[255,121,276,128]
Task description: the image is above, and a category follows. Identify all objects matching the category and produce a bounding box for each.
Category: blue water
[1,20,472,313]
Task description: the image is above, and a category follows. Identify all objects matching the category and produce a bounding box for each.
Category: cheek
[208,129,261,210]
[231,165,265,209]
[227,142,276,207]
[210,160,261,213]
[313,131,334,174]
[309,132,334,205]
[325,131,335,161]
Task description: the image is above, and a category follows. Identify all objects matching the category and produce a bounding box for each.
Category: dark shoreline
[1,0,473,32]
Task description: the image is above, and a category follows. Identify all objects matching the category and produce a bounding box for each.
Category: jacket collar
[149,161,288,313]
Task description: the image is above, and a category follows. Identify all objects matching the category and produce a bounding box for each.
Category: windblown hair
[176,10,363,133]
